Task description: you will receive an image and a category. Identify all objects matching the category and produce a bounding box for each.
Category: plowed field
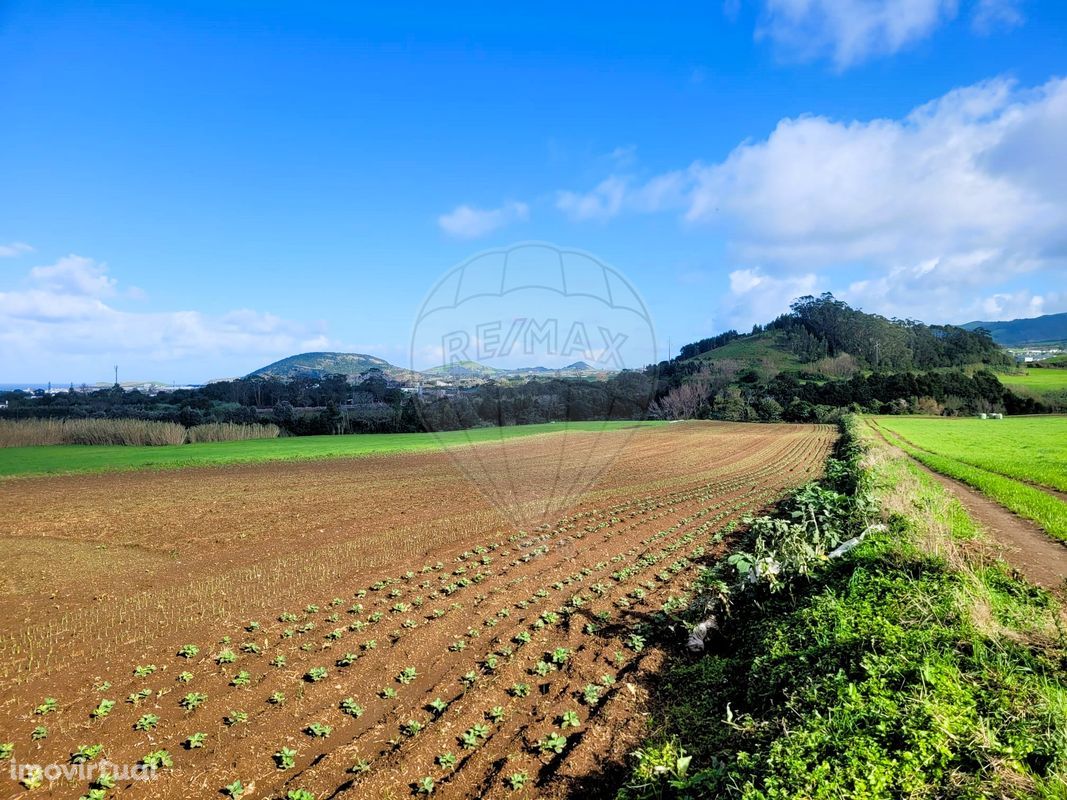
[0,421,835,799]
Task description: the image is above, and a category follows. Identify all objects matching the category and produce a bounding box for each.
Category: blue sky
[1,0,1065,382]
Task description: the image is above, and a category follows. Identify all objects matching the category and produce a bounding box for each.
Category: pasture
[0,421,834,799]
[0,421,659,479]
[873,415,1067,539]
[999,367,1067,393]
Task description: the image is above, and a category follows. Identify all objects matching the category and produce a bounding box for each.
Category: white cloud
[756,0,958,68]
[556,170,691,222]
[972,0,1024,33]
[560,76,1067,324]
[723,267,820,328]
[29,254,118,297]
[437,201,529,239]
[0,255,337,379]
[0,242,33,258]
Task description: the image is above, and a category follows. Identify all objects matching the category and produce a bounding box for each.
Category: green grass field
[0,421,662,479]
[998,367,1067,393]
[873,415,1067,540]
[875,415,1067,492]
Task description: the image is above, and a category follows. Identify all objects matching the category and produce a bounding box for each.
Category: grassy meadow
[873,415,1067,540]
[0,420,662,479]
[999,368,1067,393]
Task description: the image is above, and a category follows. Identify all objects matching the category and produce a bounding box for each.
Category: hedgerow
[621,415,1067,800]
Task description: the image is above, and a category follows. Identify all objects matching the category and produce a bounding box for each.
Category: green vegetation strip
[620,417,1067,799]
[876,414,1067,493]
[0,421,662,479]
[873,421,1067,541]
[999,368,1067,393]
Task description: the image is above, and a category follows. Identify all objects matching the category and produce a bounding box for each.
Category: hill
[248,352,422,382]
[960,311,1067,346]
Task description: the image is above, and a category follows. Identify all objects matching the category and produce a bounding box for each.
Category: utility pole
[114,365,119,387]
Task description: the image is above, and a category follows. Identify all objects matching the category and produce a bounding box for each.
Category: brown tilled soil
[0,422,836,800]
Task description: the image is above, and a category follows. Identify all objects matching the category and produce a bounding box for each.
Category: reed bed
[0,418,279,447]
[186,422,280,443]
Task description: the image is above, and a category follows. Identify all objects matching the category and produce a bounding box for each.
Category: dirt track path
[868,424,1067,591]
[919,465,1067,591]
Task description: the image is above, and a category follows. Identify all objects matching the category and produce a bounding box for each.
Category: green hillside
[961,311,1067,346]
[248,352,422,382]
[691,331,804,376]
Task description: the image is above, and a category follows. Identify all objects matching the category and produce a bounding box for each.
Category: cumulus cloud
[0,242,33,258]
[437,201,529,239]
[0,255,336,379]
[559,76,1067,324]
[722,268,820,328]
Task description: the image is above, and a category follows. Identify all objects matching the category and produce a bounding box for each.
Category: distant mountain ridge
[248,352,609,382]
[960,311,1067,346]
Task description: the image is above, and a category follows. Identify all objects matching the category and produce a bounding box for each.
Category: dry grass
[186,422,280,443]
[0,418,279,447]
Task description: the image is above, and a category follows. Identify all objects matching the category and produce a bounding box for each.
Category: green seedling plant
[178,644,200,658]
[133,664,157,678]
[274,746,297,770]
[133,712,157,733]
[185,732,207,749]
[71,744,104,763]
[306,723,332,738]
[380,687,398,699]
[216,649,237,664]
[181,692,207,710]
[506,771,529,790]
[340,698,364,718]
[225,711,248,726]
[141,750,173,769]
[560,710,581,728]
[223,780,247,799]
[538,732,568,754]
[511,683,531,698]
[397,666,417,685]
[91,699,115,719]
[34,697,57,715]
[31,726,48,740]
[231,671,252,687]
[305,667,328,683]
[402,719,423,737]
[415,776,435,795]
[437,751,457,770]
